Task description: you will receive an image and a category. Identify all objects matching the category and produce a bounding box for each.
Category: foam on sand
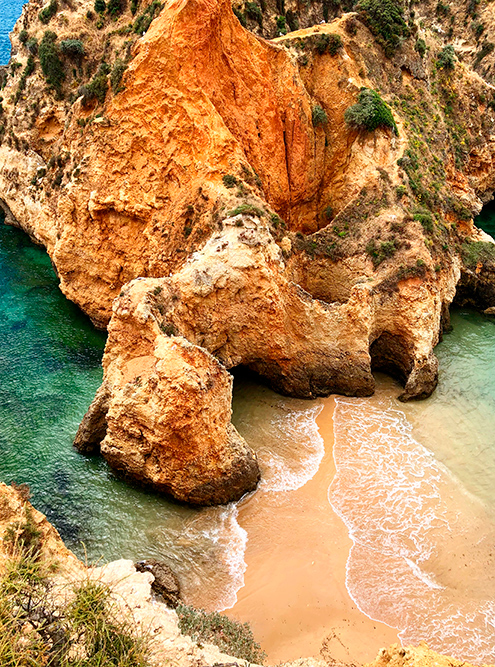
[330,393,495,664]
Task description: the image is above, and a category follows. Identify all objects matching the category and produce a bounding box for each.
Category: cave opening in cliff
[369,331,413,387]
[230,364,270,390]
[453,198,495,311]
[0,198,16,227]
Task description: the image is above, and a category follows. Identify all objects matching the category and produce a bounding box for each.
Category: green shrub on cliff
[276,15,287,34]
[80,62,110,106]
[26,37,38,55]
[415,37,426,58]
[39,0,58,24]
[111,59,128,94]
[60,39,85,58]
[345,87,398,135]
[312,104,328,126]
[14,56,35,104]
[356,0,409,57]
[233,7,247,27]
[461,240,495,269]
[107,0,124,17]
[133,1,163,34]
[39,31,65,95]
[176,603,266,664]
[245,1,263,27]
[436,44,456,70]
[315,33,343,55]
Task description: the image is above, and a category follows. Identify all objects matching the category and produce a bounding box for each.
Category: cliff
[2,0,495,502]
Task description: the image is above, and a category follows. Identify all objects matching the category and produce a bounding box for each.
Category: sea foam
[330,394,495,664]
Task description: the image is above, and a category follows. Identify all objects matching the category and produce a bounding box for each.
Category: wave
[330,394,495,664]
[258,404,325,493]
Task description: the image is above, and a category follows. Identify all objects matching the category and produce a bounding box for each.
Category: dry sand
[226,397,399,665]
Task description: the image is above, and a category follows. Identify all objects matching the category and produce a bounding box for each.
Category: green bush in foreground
[344,87,398,135]
[176,603,266,664]
[0,551,150,666]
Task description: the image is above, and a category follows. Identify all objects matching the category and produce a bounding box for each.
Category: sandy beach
[227,397,399,665]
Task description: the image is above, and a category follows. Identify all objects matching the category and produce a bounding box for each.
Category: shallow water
[0,216,329,615]
[326,200,495,662]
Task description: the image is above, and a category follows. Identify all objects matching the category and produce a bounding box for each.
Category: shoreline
[226,397,399,665]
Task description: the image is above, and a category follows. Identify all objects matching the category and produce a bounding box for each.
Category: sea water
[0,0,26,66]
[330,206,495,662]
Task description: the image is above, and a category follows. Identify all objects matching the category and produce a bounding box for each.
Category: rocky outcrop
[0,483,254,667]
[135,559,182,607]
[365,643,495,667]
[75,297,260,504]
[3,0,495,501]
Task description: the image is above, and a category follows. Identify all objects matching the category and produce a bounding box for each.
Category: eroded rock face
[75,212,461,500]
[135,559,181,608]
[364,643,495,667]
[75,278,260,504]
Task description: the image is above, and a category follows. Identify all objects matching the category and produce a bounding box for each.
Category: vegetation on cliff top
[1,501,150,666]
[355,0,409,57]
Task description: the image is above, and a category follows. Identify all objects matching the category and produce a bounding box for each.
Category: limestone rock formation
[75,293,260,504]
[3,0,495,501]
[365,643,495,667]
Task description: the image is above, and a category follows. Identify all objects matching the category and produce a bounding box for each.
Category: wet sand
[227,397,399,665]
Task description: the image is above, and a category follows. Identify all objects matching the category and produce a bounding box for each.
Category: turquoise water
[476,198,495,238]
[0,217,255,613]
[0,0,26,65]
[0,214,324,614]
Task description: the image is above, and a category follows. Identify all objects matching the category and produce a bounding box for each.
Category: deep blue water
[0,0,25,65]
